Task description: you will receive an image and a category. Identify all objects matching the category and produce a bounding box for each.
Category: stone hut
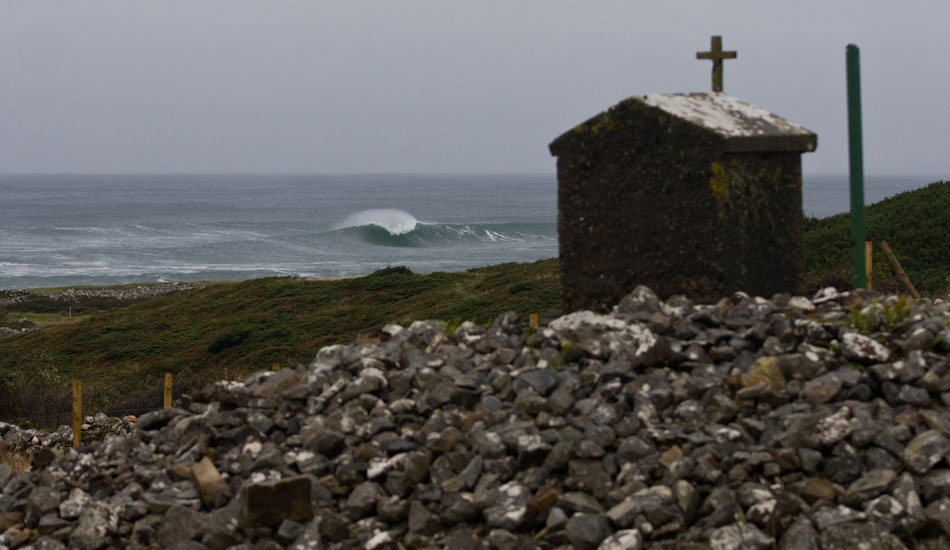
[549,93,817,312]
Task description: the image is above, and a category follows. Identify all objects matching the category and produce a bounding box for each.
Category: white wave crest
[335,209,419,235]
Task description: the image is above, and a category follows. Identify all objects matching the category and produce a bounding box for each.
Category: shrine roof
[642,93,814,145]
[550,92,817,155]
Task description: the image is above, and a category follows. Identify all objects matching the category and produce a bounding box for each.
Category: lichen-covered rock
[840,331,891,363]
[68,501,117,550]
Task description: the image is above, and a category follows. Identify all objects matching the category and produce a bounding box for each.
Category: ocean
[0,173,943,289]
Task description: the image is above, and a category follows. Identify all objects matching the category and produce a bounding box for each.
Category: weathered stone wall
[553,98,805,312]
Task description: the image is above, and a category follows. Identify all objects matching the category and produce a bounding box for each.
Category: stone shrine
[549,92,817,311]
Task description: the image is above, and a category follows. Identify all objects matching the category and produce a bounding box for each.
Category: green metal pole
[846,44,866,289]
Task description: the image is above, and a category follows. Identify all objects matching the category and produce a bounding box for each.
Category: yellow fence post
[72,379,82,447]
[529,313,539,329]
[271,363,281,372]
[164,373,172,408]
[865,241,873,290]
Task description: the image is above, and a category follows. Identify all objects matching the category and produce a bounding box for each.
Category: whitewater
[0,173,941,289]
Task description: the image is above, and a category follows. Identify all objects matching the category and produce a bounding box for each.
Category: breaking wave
[335,209,419,236]
[333,209,555,248]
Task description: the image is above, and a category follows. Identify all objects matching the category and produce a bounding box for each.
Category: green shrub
[207,329,251,353]
[368,266,413,277]
[509,281,535,294]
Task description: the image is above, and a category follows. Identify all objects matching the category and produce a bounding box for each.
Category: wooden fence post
[529,313,539,329]
[72,379,81,447]
[865,241,873,290]
[164,373,173,408]
[880,241,921,299]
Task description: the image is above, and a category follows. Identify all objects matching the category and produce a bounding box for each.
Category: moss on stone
[709,162,731,220]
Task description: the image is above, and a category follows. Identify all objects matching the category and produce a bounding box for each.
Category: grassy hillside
[803,180,950,296]
[0,260,560,424]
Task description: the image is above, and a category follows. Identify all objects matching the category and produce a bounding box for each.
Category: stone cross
[696,35,737,93]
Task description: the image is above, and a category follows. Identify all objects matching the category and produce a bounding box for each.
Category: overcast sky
[2,1,948,176]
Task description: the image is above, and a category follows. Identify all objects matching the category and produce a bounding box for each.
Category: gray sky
[2,1,948,176]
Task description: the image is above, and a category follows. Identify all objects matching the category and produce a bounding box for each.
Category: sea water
[0,173,943,289]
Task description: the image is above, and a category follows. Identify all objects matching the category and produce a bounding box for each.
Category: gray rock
[801,373,842,405]
[289,520,324,550]
[673,479,699,519]
[439,492,478,524]
[920,469,950,502]
[69,501,117,550]
[156,505,208,548]
[516,367,560,396]
[36,512,69,535]
[596,529,643,550]
[840,332,890,363]
[483,482,530,530]
[346,481,383,519]
[777,517,819,550]
[606,497,641,528]
[864,494,904,532]
[812,505,865,530]
[630,485,680,527]
[359,530,399,550]
[275,519,304,543]
[26,486,60,517]
[565,513,613,550]
[708,522,772,550]
[407,500,441,535]
[845,468,896,501]
[813,406,853,446]
[819,522,908,550]
[24,536,68,550]
[778,353,820,380]
[135,407,185,431]
[902,429,950,474]
[924,498,950,535]
[895,384,931,407]
[559,491,604,514]
[616,285,662,315]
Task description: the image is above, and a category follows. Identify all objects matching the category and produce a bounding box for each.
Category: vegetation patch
[207,328,252,353]
[804,180,950,296]
[0,260,561,424]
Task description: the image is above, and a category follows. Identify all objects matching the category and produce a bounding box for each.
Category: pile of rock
[1,284,191,339]
[48,283,191,302]
[0,291,31,308]
[0,414,136,460]
[0,326,34,338]
[2,285,950,550]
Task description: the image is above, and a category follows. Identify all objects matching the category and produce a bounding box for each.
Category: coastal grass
[0,259,560,423]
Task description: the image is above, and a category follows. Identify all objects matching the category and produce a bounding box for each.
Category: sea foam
[335,209,419,235]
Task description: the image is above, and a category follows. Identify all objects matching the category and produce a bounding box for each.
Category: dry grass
[0,440,31,472]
